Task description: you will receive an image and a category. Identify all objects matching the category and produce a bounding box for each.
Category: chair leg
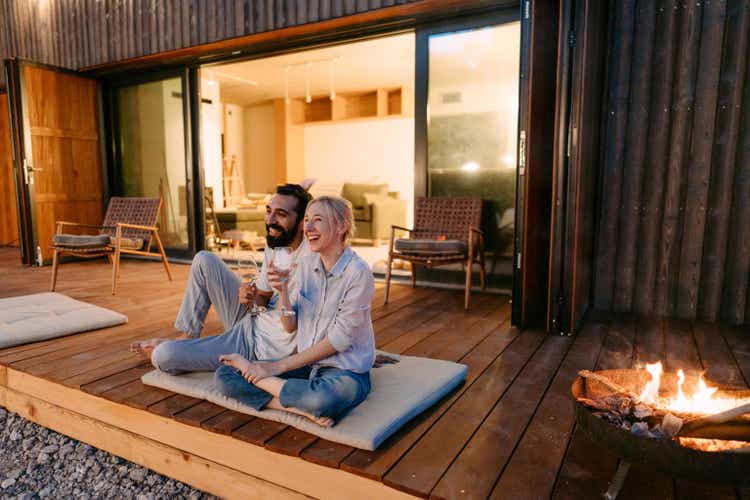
[112,249,121,295]
[464,258,472,310]
[410,262,417,288]
[152,230,173,281]
[50,249,60,291]
[384,252,394,305]
[479,254,486,290]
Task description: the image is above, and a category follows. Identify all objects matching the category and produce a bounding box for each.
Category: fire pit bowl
[572,369,750,486]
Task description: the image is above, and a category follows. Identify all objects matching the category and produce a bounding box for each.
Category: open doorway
[199,33,416,273]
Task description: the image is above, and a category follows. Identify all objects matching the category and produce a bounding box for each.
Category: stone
[39,486,54,498]
[40,444,59,455]
[37,452,50,464]
[8,468,24,481]
[129,469,147,483]
[1,478,16,489]
[58,444,75,457]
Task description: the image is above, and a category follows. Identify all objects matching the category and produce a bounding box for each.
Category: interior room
[198,23,519,288]
[199,33,416,270]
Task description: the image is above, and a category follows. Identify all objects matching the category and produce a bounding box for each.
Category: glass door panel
[115,76,190,251]
[426,21,520,264]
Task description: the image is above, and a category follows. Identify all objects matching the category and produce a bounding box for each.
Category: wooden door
[7,61,104,265]
[0,90,20,250]
[513,0,560,329]
[546,0,608,333]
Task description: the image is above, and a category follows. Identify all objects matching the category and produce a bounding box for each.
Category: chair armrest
[391,225,413,233]
[115,222,159,232]
[468,226,485,255]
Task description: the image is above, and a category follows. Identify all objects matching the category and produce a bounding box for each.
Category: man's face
[265,194,302,248]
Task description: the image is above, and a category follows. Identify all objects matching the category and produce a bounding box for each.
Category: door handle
[23,158,42,185]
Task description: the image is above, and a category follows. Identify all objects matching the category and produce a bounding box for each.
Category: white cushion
[142,351,467,450]
[0,293,128,349]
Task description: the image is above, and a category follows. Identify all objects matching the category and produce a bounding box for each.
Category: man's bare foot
[130,338,167,358]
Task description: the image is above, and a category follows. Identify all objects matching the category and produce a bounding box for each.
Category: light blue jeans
[174,251,247,337]
[152,251,253,374]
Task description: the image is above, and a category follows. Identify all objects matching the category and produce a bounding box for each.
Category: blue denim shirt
[291,246,375,374]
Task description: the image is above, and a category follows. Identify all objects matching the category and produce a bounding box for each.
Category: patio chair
[384,197,485,310]
[50,197,173,295]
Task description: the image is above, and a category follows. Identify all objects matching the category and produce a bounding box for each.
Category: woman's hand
[266,262,293,292]
[219,353,253,377]
[242,361,282,384]
[238,282,258,307]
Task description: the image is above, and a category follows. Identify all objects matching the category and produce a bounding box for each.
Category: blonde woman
[217,196,375,427]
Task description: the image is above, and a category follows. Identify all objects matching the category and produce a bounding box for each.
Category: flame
[638,362,749,415]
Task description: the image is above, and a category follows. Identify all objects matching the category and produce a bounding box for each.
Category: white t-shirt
[252,240,311,361]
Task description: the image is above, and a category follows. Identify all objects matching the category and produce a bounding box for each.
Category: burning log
[679,402,750,436]
[577,368,750,443]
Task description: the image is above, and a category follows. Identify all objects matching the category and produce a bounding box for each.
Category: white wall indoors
[304,117,414,225]
[243,103,276,194]
[200,78,223,209]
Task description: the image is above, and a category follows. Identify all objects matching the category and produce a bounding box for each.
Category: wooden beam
[81,0,512,75]
[5,368,416,500]
[0,385,303,500]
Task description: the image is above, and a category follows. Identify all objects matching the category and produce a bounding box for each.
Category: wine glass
[236,251,266,316]
[272,246,294,275]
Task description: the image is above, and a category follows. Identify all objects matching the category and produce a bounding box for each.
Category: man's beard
[266,221,299,248]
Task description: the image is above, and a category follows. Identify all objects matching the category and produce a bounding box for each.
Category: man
[130,183,313,373]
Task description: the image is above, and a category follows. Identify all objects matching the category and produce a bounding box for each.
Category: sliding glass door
[416,10,521,289]
[108,71,197,258]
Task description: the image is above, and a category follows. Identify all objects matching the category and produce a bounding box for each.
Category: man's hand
[238,282,258,307]
[266,262,292,292]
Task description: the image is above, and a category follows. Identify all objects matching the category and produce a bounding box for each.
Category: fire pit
[571,365,750,499]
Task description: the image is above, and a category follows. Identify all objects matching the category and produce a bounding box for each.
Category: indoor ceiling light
[461,161,480,172]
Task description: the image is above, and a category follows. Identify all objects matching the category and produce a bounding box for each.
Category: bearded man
[130,183,313,373]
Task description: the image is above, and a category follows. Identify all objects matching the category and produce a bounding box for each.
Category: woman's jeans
[214,365,371,420]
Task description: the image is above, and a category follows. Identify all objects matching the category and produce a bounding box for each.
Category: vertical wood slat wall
[0,0,413,87]
[594,0,750,325]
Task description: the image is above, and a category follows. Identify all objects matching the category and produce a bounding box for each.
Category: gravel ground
[0,407,218,500]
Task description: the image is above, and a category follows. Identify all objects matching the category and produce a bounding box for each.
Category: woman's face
[304,203,344,253]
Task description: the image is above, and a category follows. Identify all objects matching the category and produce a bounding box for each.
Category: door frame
[101,68,199,260]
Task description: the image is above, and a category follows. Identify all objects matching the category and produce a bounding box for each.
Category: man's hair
[276,183,313,219]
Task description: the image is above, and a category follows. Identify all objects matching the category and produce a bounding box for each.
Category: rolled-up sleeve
[327,268,374,353]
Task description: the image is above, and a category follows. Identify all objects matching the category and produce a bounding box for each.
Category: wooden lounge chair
[50,197,172,295]
[384,197,485,310]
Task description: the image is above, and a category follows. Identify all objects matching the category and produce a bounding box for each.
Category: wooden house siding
[594,0,750,325]
[0,0,419,87]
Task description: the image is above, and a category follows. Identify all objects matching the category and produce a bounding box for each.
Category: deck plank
[429,334,572,499]
[381,330,547,497]
[201,411,255,435]
[488,320,606,500]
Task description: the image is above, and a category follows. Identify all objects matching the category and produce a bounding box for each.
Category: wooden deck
[1,247,749,499]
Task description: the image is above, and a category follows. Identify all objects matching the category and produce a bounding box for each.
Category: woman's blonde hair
[307,195,356,242]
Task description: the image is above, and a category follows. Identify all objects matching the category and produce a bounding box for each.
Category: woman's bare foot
[266,399,334,427]
[129,338,167,358]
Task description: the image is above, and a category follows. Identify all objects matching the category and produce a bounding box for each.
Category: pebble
[0,409,217,499]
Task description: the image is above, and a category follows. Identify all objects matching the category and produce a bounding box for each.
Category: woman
[216,195,375,427]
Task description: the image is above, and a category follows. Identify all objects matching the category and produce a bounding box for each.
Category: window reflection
[427,23,520,257]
